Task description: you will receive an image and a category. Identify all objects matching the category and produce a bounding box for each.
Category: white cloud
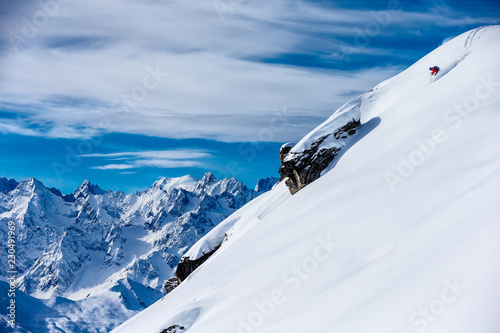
[86,149,212,170]
[1,0,497,142]
[93,164,135,170]
[83,150,212,160]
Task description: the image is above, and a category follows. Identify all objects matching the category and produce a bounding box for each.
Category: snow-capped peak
[74,179,106,199]
[11,177,50,198]
[150,175,198,193]
[0,172,277,332]
[198,172,218,186]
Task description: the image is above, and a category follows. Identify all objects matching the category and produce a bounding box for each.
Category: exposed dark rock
[164,277,179,294]
[255,177,280,193]
[176,243,222,283]
[279,119,360,195]
[48,187,76,202]
[160,325,185,333]
[278,144,293,183]
[73,180,106,199]
[0,177,19,194]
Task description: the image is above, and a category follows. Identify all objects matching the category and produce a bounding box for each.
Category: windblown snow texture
[113,26,500,333]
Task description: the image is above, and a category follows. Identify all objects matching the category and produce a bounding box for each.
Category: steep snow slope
[113,26,500,333]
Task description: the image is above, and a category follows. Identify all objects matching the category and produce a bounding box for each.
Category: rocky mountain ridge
[0,173,277,332]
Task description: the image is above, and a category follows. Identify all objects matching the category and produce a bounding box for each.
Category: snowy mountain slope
[0,280,146,333]
[112,26,500,333]
[0,281,65,333]
[0,173,277,332]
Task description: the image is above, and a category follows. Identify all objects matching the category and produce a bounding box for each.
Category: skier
[429,66,440,76]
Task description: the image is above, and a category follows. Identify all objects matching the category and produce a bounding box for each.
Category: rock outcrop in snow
[279,118,360,194]
[176,244,221,283]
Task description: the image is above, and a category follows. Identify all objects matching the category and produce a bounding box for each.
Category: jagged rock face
[0,177,18,194]
[254,177,280,193]
[279,119,360,194]
[164,277,179,294]
[176,244,221,283]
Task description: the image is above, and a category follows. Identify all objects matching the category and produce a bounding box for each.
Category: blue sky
[1,0,499,193]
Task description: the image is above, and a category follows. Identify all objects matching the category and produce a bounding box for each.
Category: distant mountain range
[0,173,278,332]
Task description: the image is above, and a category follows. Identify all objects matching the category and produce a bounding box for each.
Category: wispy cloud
[85,149,212,170]
[0,0,498,142]
[93,164,135,170]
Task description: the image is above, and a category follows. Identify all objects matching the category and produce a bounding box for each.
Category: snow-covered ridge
[288,95,363,155]
[112,26,500,333]
[181,178,283,264]
[0,173,277,332]
[278,26,498,195]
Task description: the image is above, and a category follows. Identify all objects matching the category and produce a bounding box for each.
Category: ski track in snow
[433,26,492,83]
